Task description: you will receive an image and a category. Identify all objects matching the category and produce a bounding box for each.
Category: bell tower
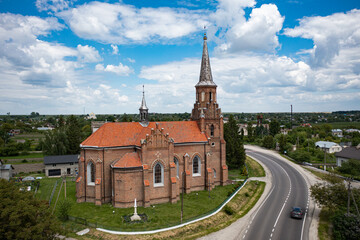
[191,33,223,139]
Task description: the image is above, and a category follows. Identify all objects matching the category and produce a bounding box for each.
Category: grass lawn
[79,181,265,240]
[228,156,265,180]
[36,177,245,231]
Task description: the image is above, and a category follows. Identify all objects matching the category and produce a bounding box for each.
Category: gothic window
[87,161,95,185]
[174,157,179,178]
[154,162,164,187]
[213,168,216,178]
[193,156,201,176]
[210,92,212,101]
[210,124,214,137]
[201,91,205,102]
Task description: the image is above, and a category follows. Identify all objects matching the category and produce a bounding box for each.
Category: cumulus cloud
[54,0,283,53]
[95,63,133,76]
[0,13,103,88]
[36,0,74,12]
[77,44,102,62]
[57,1,208,44]
[111,44,119,54]
[215,4,284,52]
[284,9,360,67]
[138,50,360,112]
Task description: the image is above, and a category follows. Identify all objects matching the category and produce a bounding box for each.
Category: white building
[315,141,342,154]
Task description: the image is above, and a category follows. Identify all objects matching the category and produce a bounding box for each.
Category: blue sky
[0,0,359,115]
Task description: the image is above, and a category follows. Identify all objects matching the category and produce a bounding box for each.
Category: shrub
[21,159,28,163]
[224,205,235,215]
[332,213,360,240]
[58,199,72,221]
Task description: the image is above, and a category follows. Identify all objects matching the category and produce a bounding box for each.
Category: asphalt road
[244,148,310,240]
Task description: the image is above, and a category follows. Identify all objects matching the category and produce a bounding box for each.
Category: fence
[48,179,59,205]
[68,178,248,234]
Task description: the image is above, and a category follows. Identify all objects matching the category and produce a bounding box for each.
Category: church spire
[196,33,216,87]
[139,85,149,125]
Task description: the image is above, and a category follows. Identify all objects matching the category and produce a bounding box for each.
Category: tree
[269,120,280,136]
[338,159,360,176]
[58,199,72,221]
[262,135,274,149]
[42,129,68,155]
[65,115,81,154]
[0,179,60,239]
[247,124,254,142]
[57,115,65,128]
[224,115,246,169]
[332,213,360,240]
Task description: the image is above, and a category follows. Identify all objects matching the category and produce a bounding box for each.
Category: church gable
[141,123,174,149]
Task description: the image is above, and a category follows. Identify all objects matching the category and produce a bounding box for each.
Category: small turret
[139,85,149,126]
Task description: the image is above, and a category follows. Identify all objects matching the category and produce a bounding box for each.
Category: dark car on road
[291,207,304,219]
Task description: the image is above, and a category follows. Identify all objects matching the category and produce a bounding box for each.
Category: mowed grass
[38,178,243,231]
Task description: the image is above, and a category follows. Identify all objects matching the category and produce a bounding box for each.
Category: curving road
[200,145,318,240]
[243,148,311,240]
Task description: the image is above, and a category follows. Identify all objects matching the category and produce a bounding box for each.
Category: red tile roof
[112,152,142,168]
[81,121,207,148]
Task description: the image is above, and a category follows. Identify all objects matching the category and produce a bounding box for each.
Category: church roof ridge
[81,121,208,148]
[196,33,217,87]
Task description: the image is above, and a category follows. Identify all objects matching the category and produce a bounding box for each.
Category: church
[76,34,228,208]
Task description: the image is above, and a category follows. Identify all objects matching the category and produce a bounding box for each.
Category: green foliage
[58,199,72,221]
[338,159,360,176]
[42,129,68,155]
[65,115,81,154]
[310,182,360,212]
[246,124,254,142]
[223,205,235,215]
[262,135,274,149]
[332,213,360,240]
[269,120,280,136]
[224,115,246,169]
[288,149,311,163]
[0,179,60,239]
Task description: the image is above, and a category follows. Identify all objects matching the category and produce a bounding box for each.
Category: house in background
[335,145,360,167]
[315,141,342,153]
[0,160,14,180]
[331,129,343,138]
[44,155,79,177]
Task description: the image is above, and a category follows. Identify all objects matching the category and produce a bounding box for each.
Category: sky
[0,0,359,115]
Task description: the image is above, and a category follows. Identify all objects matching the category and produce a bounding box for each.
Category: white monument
[130,198,141,221]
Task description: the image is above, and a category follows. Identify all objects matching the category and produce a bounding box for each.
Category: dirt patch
[13,163,44,174]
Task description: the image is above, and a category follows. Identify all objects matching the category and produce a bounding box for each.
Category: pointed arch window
[193,156,201,176]
[201,92,205,102]
[174,157,179,178]
[210,124,214,137]
[87,161,95,185]
[213,168,216,178]
[209,92,212,101]
[154,162,164,187]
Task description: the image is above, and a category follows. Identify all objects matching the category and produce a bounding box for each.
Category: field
[313,121,360,129]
